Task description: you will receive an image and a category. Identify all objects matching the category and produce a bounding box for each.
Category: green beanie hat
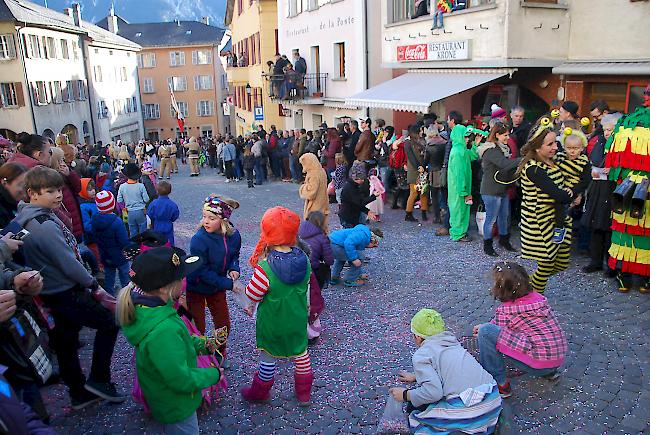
[410,309,445,339]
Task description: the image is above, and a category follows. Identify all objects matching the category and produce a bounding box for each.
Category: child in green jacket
[117,247,222,433]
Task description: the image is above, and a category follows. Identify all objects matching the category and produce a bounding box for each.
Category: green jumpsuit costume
[448,125,479,241]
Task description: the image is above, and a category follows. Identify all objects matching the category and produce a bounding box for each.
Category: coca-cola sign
[396,40,471,62]
[397,44,428,62]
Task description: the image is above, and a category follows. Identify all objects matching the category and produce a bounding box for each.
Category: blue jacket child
[186,195,242,336]
[146,183,179,246]
[91,190,130,293]
[79,178,98,243]
[328,224,381,286]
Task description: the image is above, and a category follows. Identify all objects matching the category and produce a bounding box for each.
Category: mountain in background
[42,0,226,27]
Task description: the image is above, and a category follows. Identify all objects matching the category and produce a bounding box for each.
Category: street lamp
[245,83,252,96]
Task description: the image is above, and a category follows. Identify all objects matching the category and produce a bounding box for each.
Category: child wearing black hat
[117,247,222,434]
[117,163,149,238]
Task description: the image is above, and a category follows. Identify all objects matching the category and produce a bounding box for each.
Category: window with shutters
[0,83,18,107]
[71,40,79,60]
[194,75,213,90]
[169,51,185,67]
[0,35,16,60]
[77,80,86,100]
[26,35,42,58]
[143,103,160,119]
[170,101,188,118]
[143,77,154,93]
[63,80,73,102]
[119,66,127,82]
[168,76,187,91]
[46,37,56,59]
[131,96,138,113]
[50,81,63,104]
[197,100,214,116]
[192,49,212,65]
[60,39,69,59]
[97,100,108,118]
[94,65,103,82]
[33,81,48,105]
[139,53,156,68]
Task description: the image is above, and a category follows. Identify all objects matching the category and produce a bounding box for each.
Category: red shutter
[257,33,261,64]
[15,82,25,107]
[72,81,79,100]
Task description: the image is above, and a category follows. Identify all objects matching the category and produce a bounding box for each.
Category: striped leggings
[258,350,312,381]
[530,243,571,293]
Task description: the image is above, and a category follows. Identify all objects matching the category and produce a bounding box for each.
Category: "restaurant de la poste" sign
[397,40,470,62]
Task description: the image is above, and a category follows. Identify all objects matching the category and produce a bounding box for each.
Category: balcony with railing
[263,73,328,104]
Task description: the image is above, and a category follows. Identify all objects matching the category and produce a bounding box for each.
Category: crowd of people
[0,82,648,434]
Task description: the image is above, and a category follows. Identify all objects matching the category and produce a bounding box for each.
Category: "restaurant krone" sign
[396,40,470,62]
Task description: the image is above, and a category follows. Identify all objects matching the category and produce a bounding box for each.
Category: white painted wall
[86,44,144,144]
[21,26,92,142]
[565,0,650,60]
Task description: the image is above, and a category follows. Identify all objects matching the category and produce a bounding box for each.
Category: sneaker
[498,381,512,398]
[551,227,566,244]
[344,279,366,287]
[542,370,560,381]
[84,381,127,403]
[329,277,342,286]
[359,273,369,280]
[70,390,101,410]
[457,235,472,243]
[225,179,231,183]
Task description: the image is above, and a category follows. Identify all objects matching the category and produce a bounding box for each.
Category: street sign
[226,96,234,105]
[254,106,264,121]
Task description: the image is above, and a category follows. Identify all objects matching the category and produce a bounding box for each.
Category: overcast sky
[43,0,226,26]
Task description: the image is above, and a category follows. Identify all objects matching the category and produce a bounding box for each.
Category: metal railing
[264,73,328,101]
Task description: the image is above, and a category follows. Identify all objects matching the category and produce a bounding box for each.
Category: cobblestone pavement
[44,165,650,434]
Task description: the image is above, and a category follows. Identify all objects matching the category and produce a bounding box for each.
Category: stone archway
[42,129,55,141]
[60,124,78,145]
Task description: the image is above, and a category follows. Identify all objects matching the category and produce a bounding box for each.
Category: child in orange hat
[238,206,314,406]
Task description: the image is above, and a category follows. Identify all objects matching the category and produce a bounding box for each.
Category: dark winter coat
[298,221,334,271]
[91,212,130,267]
[338,179,375,226]
[61,169,83,239]
[0,370,55,435]
[478,142,520,197]
[187,227,241,295]
[0,185,18,229]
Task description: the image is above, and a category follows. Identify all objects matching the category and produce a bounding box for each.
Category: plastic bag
[376,395,410,434]
[476,205,486,236]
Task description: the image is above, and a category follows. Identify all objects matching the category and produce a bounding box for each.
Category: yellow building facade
[225,0,281,135]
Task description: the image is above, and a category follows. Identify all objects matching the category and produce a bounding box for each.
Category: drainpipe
[362,0,370,118]
[16,26,37,134]
[80,37,97,144]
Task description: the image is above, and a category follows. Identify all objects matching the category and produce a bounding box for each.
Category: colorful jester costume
[605,99,650,278]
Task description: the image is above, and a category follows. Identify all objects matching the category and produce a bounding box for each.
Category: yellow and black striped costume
[555,152,590,190]
[520,160,571,292]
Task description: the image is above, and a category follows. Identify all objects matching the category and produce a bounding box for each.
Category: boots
[391,193,400,209]
[294,372,314,406]
[421,210,428,222]
[498,234,518,252]
[405,212,419,222]
[483,239,498,257]
[241,373,274,403]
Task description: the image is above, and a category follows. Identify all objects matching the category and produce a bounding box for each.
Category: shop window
[627,84,647,113]
[587,83,627,113]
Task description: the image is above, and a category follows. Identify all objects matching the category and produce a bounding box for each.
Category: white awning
[553,60,650,76]
[345,69,511,113]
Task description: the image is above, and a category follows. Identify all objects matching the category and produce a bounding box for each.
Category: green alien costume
[448,125,479,241]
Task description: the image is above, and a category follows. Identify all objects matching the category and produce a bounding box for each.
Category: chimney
[108,6,119,33]
[63,7,73,18]
[71,3,82,27]
[201,16,209,26]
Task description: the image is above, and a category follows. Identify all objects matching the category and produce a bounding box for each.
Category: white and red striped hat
[95,190,116,213]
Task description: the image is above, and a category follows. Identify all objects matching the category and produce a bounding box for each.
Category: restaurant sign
[397,40,470,62]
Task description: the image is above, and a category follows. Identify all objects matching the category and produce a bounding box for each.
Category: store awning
[553,60,650,76]
[345,69,511,113]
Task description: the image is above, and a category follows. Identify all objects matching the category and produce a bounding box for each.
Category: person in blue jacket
[329,224,382,287]
[146,181,180,246]
[91,190,130,294]
[187,195,241,358]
